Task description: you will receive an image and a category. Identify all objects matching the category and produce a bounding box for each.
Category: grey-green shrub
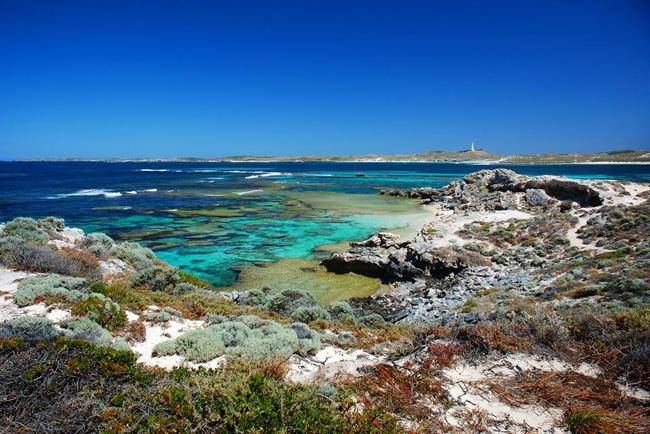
[172,282,198,295]
[290,322,321,355]
[291,305,331,323]
[264,289,318,316]
[240,288,268,306]
[1,217,50,244]
[154,328,226,362]
[81,232,115,258]
[326,301,356,322]
[131,265,180,292]
[37,216,65,234]
[337,331,357,347]
[112,336,132,351]
[111,241,156,270]
[318,382,338,399]
[358,313,385,327]
[154,315,321,362]
[14,274,87,307]
[60,317,113,347]
[146,310,173,323]
[0,238,100,278]
[0,315,60,341]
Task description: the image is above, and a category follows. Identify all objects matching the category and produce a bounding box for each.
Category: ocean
[1,161,648,301]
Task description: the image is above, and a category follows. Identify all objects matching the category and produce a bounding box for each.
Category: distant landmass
[19,149,650,164]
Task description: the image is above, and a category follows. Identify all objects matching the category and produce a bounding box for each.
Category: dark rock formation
[321,232,489,282]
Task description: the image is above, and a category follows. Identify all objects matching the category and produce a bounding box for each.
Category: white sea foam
[236,189,263,195]
[245,171,288,179]
[126,190,138,194]
[143,188,158,192]
[139,169,169,172]
[48,189,122,199]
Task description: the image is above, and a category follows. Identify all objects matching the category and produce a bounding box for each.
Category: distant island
[19,148,650,164]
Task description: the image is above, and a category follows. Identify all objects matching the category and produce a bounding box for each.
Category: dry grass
[482,369,650,433]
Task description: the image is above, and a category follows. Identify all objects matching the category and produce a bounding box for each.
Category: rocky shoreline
[323,169,650,325]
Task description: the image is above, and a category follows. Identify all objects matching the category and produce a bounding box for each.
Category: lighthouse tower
[470,142,475,152]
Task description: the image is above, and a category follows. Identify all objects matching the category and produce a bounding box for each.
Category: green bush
[1,217,50,244]
[14,274,87,307]
[81,232,115,257]
[291,305,331,323]
[0,338,391,432]
[327,301,356,322]
[110,241,156,270]
[0,316,60,341]
[71,294,127,331]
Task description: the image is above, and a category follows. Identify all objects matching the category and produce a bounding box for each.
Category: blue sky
[1,0,649,159]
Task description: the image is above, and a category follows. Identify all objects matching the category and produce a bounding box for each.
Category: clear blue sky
[1,0,649,159]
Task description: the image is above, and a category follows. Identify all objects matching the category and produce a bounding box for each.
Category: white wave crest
[236,189,263,195]
[48,189,122,199]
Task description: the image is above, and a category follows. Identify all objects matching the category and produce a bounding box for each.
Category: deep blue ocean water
[1,161,649,287]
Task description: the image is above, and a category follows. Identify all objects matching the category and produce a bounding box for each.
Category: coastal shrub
[154,328,225,362]
[358,313,386,327]
[112,337,131,352]
[240,288,269,306]
[88,281,149,311]
[14,274,87,307]
[327,300,356,322]
[110,241,156,270]
[264,289,318,316]
[0,338,386,432]
[71,293,127,330]
[178,271,212,288]
[131,265,180,292]
[204,313,228,325]
[1,217,50,244]
[0,316,60,342]
[146,310,173,323]
[60,317,113,347]
[0,238,100,278]
[154,316,321,362]
[37,216,65,233]
[171,282,198,295]
[81,232,115,257]
[162,306,183,317]
[337,331,358,347]
[291,305,331,323]
[290,322,321,355]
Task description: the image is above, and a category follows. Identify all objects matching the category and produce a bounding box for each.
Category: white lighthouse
[470,142,475,152]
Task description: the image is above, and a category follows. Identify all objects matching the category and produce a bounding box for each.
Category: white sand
[287,346,383,383]
[420,205,532,248]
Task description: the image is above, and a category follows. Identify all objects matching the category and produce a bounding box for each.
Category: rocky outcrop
[381,168,603,209]
[322,232,488,282]
[525,189,554,206]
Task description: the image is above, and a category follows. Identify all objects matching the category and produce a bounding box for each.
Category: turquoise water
[1,161,649,288]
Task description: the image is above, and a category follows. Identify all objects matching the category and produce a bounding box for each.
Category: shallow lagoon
[1,161,649,303]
